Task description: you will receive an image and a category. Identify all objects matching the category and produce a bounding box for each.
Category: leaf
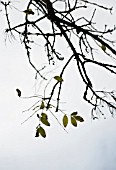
[71,112,78,116]
[63,114,68,128]
[16,88,21,97]
[41,113,48,119]
[40,101,45,109]
[35,128,40,137]
[40,117,50,126]
[23,9,34,15]
[39,126,46,138]
[74,115,84,122]
[40,113,50,126]
[71,116,77,127]
[101,44,106,52]
[54,76,63,82]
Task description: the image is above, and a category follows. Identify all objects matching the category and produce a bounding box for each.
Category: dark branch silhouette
[1,0,116,137]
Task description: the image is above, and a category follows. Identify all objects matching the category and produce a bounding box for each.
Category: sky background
[0,0,116,170]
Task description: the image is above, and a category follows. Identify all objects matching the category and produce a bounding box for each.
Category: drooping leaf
[41,113,48,119]
[39,126,46,138]
[71,112,78,116]
[40,101,45,109]
[40,116,50,126]
[23,9,34,15]
[40,113,50,126]
[74,115,84,122]
[71,116,77,127]
[54,76,63,82]
[63,114,68,128]
[16,88,21,97]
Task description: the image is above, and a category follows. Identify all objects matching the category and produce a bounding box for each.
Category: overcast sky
[0,1,116,170]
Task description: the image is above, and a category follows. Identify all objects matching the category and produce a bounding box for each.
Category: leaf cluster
[63,112,84,128]
[1,0,116,138]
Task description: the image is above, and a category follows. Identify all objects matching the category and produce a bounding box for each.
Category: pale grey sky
[0,1,116,170]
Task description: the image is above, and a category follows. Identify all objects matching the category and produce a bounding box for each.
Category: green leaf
[71,112,78,116]
[40,101,45,109]
[41,113,48,119]
[74,115,84,122]
[39,126,46,138]
[40,114,50,126]
[71,116,77,127]
[54,76,63,82]
[63,114,68,128]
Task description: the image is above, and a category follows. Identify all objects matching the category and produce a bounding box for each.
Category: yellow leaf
[23,9,34,15]
[54,76,63,82]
